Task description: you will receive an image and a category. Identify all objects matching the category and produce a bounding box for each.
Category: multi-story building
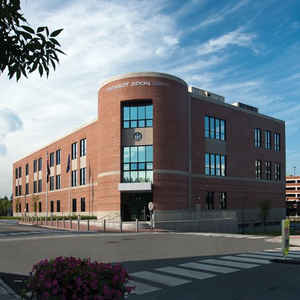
[286,175,300,216]
[13,72,286,228]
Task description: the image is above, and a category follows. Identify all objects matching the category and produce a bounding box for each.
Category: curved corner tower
[97,72,189,221]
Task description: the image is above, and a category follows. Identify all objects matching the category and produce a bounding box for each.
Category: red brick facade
[13,72,286,224]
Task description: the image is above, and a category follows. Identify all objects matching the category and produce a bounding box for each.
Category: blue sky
[0,0,300,197]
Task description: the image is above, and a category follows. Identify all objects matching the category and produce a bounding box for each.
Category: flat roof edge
[14,119,98,164]
[99,72,187,90]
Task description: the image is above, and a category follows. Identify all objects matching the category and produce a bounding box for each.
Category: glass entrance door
[121,193,152,221]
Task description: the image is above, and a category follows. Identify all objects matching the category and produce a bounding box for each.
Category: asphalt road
[1,221,300,299]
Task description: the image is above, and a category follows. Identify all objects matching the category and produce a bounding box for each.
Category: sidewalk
[268,235,300,246]
[0,278,19,299]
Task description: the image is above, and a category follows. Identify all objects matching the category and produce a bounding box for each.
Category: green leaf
[21,25,35,34]
[19,31,32,40]
[45,27,49,37]
[50,29,63,37]
[38,64,43,77]
[49,38,61,47]
[16,69,21,81]
[50,59,56,70]
[37,27,44,33]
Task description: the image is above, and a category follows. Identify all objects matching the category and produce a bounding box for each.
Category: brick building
[286,175,300,216]
[13,72,286,228]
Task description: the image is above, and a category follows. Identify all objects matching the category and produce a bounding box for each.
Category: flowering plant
[22,256,135,299]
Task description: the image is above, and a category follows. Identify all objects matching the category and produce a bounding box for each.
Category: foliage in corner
[22,256,135,299]
[0,0,65,81]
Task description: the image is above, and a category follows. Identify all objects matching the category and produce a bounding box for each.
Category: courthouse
[13,72,286,228]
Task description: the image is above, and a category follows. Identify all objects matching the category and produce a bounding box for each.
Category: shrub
[23,257,135,299]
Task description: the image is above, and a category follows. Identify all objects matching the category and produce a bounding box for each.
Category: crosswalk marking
[220,256,271,264]
[128,280,161,295]
[156,266,215,280]
[201,258,258,269]
[255,251,300,258]
[180,262,238,274]
[131,271,190,286]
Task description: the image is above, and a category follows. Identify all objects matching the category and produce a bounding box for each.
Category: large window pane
[146,171,153,182]
[138,146,145,162]
[210,154,215,176]
[131,171,138,182]
[138,106,145,120]
[220,120,225,140]
[221,155,226,176]
[210,117,215,139]
[205,153,210,175]
[205,116,209,138]
[123,106,130,120]
[138,163,145,170]
[215,119,220,140]
[131,163,137,170]
[130,120,137,128]
[216,154,220,176]
[130,106,137,120]
[146,146,153,162]
[123,147,130,163]
[138,171,145,182]
[131,147,138,162]
[146,105,153,119]
[146,120,153,127]
[123,172,130,182]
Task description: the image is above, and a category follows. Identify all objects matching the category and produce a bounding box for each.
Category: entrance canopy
[118,182,152,192]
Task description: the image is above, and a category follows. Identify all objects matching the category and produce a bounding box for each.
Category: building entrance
[121,192,152,221]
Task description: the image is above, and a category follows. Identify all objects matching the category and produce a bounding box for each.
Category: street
[0,221,300,299]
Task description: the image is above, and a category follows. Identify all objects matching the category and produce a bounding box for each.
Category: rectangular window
[50,152,54,167]
[205,153,226,176]
[274,163,281,181]
[38,202,42,212]
[254,128,261,148]
[122,103,153,129]
[38,179,42,192]
[122,145,153,183]
[26,183,29,195]
[18,166,22,177]
[15,186,18,197]
[33,160,37,173]
[50,201,54,213]
[205,153,210,175]
[80,167,86,185]
[219,192,227,209]
[33,181,37,193]
[50,176,54,191]
[56,149,61,165]
[255,160,262,179]
[56,175,61,189]
[206,192,214,210]
[57,200,60,212]
[38,157,42,171]
[265,130,271,150]
[209,117,215,139]
[205,116,226,141]
[81,197,86,212]
[25,164,29,176]
[19,185,22,196]
[265,161,272,180]
[274,133,280,152]
[80,138,86,157]
[71,142,77,159]
[26,203,29,213]
[15,167,18,179]
[204,116,210,138]
[71,170,77,187]
[72,198,77,212]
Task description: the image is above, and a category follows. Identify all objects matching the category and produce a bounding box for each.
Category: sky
[1,0,300,197]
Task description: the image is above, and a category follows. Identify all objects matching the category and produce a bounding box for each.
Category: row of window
[122,145,153,183]
[254,129,280,151]
[205,153,226,177]
[204,116,226,141]
[16,198,86,213]
[205,192,227,210]
[15,168,87,196]
[122,103,153,129]
[255,161,281,181]
[15,139,87,179]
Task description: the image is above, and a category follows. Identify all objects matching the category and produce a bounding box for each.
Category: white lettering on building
[107,81,168,91]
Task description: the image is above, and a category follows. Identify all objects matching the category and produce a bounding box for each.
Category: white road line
[220,256,271,264]
[256,251,300,258]
[156,266,215,280]
[180,262,238,274]
[128,280,161,295]
[131,271,190,286]
[237,254,275,260]
[201,259,258,269]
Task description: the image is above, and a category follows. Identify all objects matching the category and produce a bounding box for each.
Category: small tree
[259,199,271,233]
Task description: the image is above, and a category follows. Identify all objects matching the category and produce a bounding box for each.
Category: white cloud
[197,28,256,55]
